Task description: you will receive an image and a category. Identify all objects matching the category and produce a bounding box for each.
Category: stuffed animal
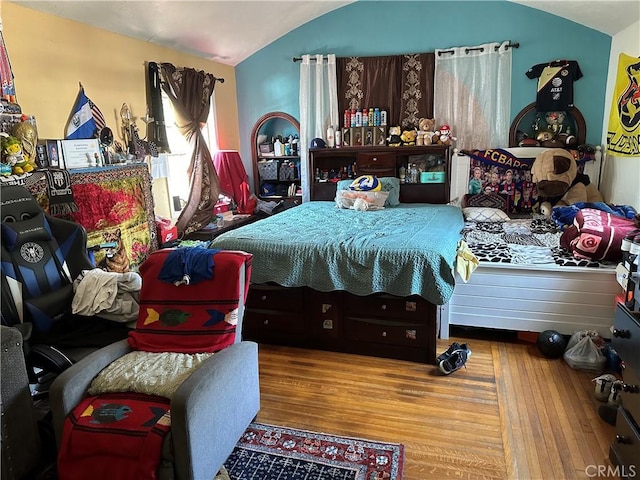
[530,148,604,216]
[433,124,456,146]
[387,126,402,147]
[400,128,417,146]
[416,118,436,146]
[1,134,35,175]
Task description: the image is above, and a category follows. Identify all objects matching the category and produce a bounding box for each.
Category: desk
[2,164,158,270]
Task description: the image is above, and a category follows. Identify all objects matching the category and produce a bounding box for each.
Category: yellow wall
[2,2,239,150]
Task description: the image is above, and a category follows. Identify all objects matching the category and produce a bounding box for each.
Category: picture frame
[373,127,387,146]
[341,128,351,147]
[60,139,103,169]
[45,139,62,168]
[363,127,374,146]
[35,143,49,168]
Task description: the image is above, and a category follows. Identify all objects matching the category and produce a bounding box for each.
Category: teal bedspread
[210,202,464,305]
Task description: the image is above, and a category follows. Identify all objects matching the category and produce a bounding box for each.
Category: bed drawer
[246,284,305,312]
[344,316,429,347]
[343,292,432,322]
[356,152,395,177]
[244,309,306,336]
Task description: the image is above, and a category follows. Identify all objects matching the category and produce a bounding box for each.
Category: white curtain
[299,54,338,203]
[434,42,512,150]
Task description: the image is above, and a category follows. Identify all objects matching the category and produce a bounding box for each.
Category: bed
[210,200,464,363]
[440,148,622,340]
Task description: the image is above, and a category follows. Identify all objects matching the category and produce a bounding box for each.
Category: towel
[456,240,479,282]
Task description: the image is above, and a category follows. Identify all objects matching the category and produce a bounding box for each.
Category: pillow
[462,207,510,223]
[560,208,638,261]
[337,176,400,207]
[88,350,213,398]
[335,189,389,210]
[1,212,52,251]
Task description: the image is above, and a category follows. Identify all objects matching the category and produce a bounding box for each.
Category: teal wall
[236,1,611,184]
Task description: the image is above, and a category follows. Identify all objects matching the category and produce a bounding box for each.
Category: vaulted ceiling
[10,0,639,66]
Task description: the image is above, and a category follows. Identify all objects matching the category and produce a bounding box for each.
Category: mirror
[509,102,586,148]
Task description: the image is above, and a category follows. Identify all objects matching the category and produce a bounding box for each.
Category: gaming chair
[1,185,130,391]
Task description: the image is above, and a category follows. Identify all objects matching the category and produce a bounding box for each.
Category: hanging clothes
[213,150,256,215]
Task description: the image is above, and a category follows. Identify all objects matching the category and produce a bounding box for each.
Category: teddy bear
[400,128,417,146]
[386,126,402,147]
[416,118,436,146]
[530,148,604,216]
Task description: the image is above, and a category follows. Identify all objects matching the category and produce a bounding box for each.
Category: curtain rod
[437,41,519,57]
[147,61,224,83]
[292,42,519,62]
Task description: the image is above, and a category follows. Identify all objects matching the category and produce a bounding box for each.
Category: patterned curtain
[159,63,221,236]
[336,53,435,128]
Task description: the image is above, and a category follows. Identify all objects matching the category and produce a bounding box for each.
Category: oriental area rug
[215,422,404,480]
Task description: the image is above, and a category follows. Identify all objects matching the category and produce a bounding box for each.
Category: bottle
[326,125,335,148]
[351,109,357,127]
[381,110,388,127]
[399,164,406,183]
[374,108,381,126]
[362,110,368,127]
[344,110,350,129]
[274,138,283,156]
[335,129,342,148]
[368,108,374,127]
[355,109,362,127]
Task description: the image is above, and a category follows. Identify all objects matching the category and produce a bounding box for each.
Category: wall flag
[606,53,640,158]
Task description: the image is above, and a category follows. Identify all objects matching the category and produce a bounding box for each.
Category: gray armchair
[49,249,260,480]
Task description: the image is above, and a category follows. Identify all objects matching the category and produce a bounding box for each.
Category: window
[161,92,218,218]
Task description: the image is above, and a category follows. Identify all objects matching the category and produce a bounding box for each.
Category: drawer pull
[372,157,377,162]
[382,331,387,337]
[381,304,387,310]
[263,319,269,325]
[613,328,631,338]
[615,434,631,444]
[261,295,267,301]
[622,383,640,394]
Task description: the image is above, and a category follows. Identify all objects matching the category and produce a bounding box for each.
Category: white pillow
[462,207,510,222]
[335,190,389,210]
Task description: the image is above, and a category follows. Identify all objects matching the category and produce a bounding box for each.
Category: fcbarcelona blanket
[57,392,171,480]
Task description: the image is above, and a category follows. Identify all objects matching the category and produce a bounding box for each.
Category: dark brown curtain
[337,53,435,128]
[159,62,221,236]
[146,62,170,152]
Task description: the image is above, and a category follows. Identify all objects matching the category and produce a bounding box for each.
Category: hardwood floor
[254,334,617,480]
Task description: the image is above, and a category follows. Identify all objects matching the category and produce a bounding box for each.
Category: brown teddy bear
[416,118,435,146]
[530,148,604,216]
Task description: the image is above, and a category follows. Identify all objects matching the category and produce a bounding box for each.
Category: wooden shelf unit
[309,145,450,204]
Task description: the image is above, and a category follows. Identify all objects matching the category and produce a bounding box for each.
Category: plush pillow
[560,208,638,261]
[1,212,52,251]
[335,189,389,210]
[462,207,510,223]
[337,176,400,207]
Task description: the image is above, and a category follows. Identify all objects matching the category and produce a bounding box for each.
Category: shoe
[608,380,624,407]
[438,346,471,375]
[630,234,640,256]
[436,342,461,364]
[592,374,617,402]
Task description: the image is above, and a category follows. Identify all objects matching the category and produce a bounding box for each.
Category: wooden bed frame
[240,145,454,364]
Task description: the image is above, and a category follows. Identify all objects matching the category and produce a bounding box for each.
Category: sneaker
[608,380,624,407]
[438,346,471,375]
[592,374,617,402]
[436,342,461,364]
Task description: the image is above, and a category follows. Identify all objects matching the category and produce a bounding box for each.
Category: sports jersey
[526,60,582,112]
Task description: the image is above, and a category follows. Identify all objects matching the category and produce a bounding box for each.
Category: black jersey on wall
[526,60,583,112]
